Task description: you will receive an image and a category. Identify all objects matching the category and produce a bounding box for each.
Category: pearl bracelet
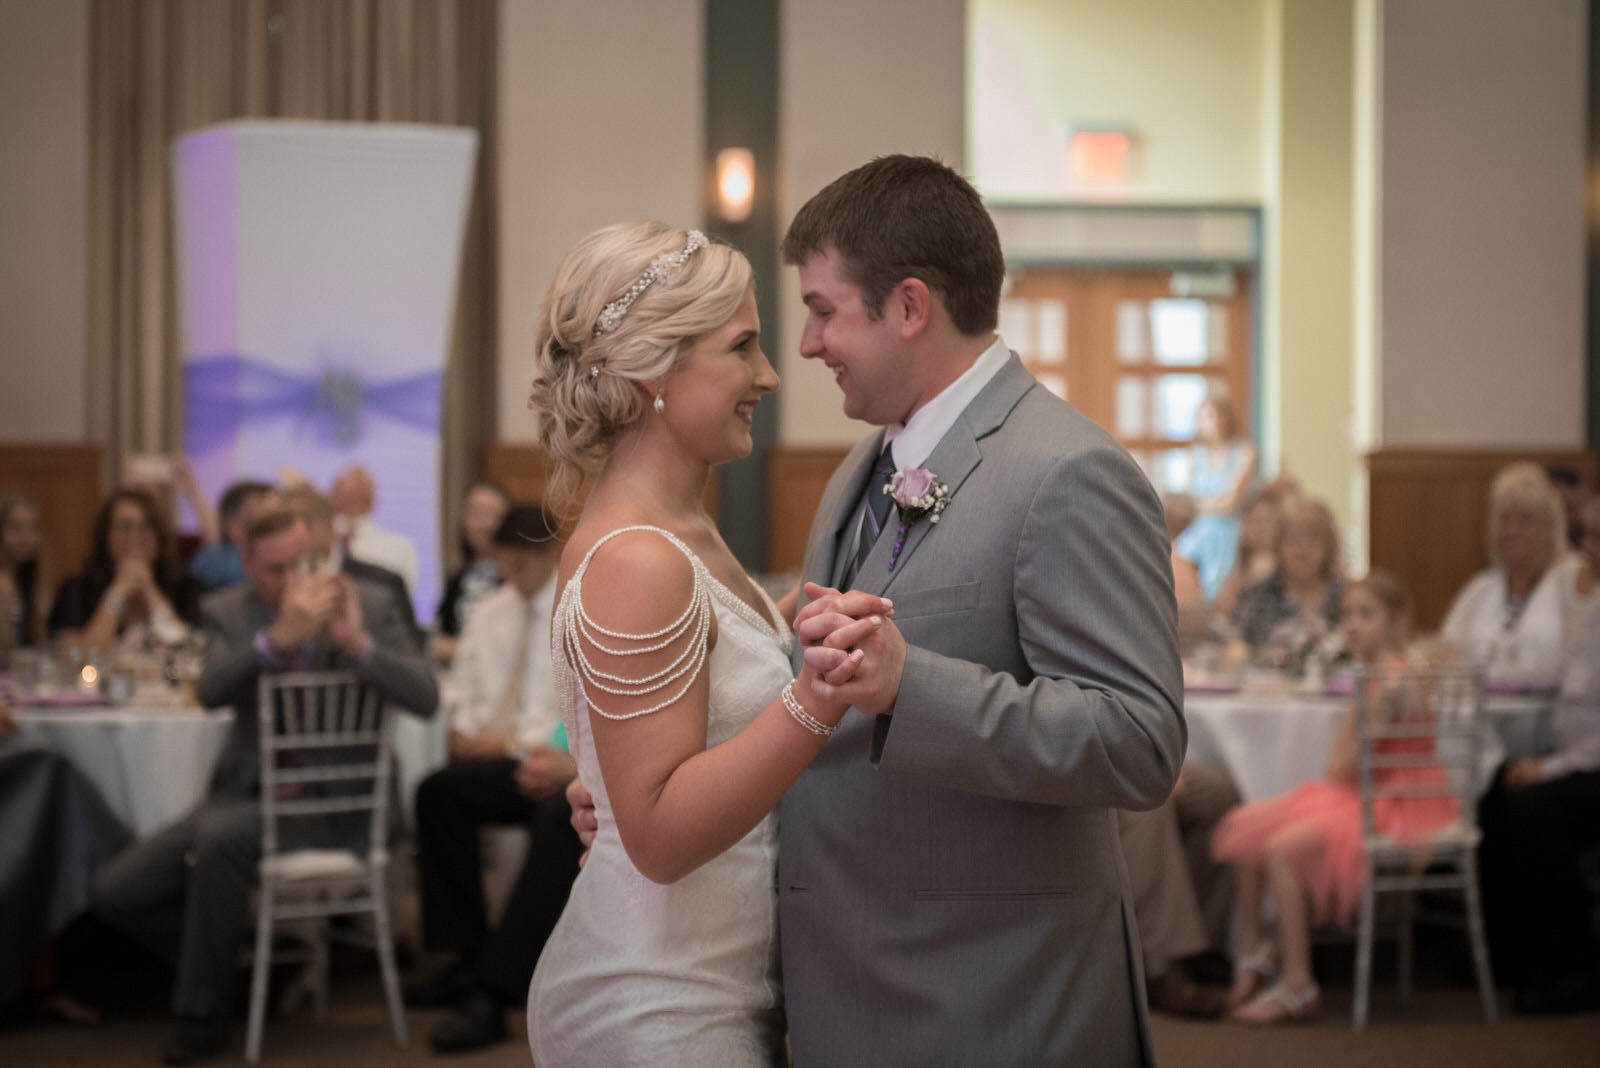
[781,680,836,738]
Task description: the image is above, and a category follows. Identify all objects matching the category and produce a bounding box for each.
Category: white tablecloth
[1184,689,1556,803]
[17,707,235,839]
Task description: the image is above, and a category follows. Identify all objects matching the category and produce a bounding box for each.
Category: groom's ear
[889,277,933,339]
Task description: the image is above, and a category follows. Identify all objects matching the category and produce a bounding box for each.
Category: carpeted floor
[2,930,1596,1066]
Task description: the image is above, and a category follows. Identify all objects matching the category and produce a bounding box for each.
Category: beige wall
[495,0,703,442]
[972,0,1268,203]
[776,0,968,447]
[0,0,89,442]
[1376,0,1586,449]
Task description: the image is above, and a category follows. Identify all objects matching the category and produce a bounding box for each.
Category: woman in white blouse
[1441,462,1573,687]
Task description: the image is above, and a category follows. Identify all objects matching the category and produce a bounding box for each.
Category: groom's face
[797,249,915,427]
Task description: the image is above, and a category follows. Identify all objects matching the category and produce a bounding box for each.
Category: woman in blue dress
[1174,396,1257,601]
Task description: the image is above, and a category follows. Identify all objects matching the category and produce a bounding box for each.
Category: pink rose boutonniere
[882,466,952,571]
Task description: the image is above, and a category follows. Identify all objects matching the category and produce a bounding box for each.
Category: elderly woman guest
[1,493,49,650]
[1174,396,1258,601]
[47,490,202,652]
[1477,493,1600,1013]
[1440,461,1571,686]
[1230,495,1344,653]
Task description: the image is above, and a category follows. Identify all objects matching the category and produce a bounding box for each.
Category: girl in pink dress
[1212,570,1461,1022]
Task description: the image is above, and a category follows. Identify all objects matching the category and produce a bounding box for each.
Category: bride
[524,222,886,1066]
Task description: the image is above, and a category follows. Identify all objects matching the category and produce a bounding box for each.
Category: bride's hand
[794,582,893,648]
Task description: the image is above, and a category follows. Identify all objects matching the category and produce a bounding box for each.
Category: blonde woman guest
[1213,489,1282,620]
[0,493,49,650]
[1230,495,1344,653]
[1174,396,1258,600]
[1441,462,1572,687]
[522,222,879,1066]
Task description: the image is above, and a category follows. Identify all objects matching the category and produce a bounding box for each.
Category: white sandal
[1227,942,1277,1008]
[1231,980,1321,1024]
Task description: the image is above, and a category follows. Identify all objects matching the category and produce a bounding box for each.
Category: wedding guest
[1174,396,1258,600]
[1477,493,1600,1014]
[0,700,131,1024]
[433,481,511,665]
[1,492,49,649]
[186,480,281,592]
[282,485,420,652]
[409,503,581,1054]
[1230,494,1344,654]
[1214,489,1282,619]
[90,509,438,1064]
[1547,465,1587,551]
[329,464,419,606]
[1160,492,1209,655]
[1441,461,1570,686]
[47,490,203,652]
[1214,571,1458,1022]
[121,453,218,564]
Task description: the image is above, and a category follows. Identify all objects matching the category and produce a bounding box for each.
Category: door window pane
[1159,448,1194,494]
[1150,299,1208,366]
[1036,372,1068,400]
[1155,374,1208,440]
[998,299,1033,356]
[1116,300,1147,363]
[1207,302,1229,359]
[1035,300,1066,365]
[1115,376,1148,438]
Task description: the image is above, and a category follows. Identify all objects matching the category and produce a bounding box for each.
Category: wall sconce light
[716,147,755,223]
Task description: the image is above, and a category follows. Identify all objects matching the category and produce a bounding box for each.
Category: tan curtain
[88,0,497,576]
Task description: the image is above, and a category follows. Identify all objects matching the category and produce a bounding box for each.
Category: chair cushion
[262,848,366,881]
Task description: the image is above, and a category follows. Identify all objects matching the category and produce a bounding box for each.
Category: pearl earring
[654,392,665,414]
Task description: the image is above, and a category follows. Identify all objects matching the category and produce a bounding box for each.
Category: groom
[782,155,1185,1066]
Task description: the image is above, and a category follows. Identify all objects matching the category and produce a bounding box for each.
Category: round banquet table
[16,705,235,839]
[1183,686,1557,803]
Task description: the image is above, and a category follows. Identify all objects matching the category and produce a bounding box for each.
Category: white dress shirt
[444,578,561,753]
[1548,559,1600,780]
[346,515,420,595]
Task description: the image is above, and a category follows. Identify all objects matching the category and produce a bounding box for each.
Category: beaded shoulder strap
[556,525,711,721]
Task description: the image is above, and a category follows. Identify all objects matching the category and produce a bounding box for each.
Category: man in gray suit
[92,509,438,1065]
[782,156,1185,1066]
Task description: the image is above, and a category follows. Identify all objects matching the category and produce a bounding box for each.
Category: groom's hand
[804,615,907,717]
[794,583,893,647]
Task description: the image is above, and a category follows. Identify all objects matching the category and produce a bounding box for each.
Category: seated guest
[1160,493,1210,655]
[1478,493,1600,1013]
[1214,489,1282,619]
[0,699,131,1023]
[1441,461,1571,686]
[186,480,280,592]
[1117,762,1241,1017]
[121,453,218,565]
[47,490,203,652]
[410,504,582,1054]
[1215,571,1458,1023]
[433,481,511,665]
[1230,494,1344,655]
[329,464,419,603]
[90,510,438,1065]
[1547,464,1587,551]
[1,492,49,650]
[282,485,421,652]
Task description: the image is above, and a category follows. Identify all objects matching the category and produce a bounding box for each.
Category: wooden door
[999,266,1253,493]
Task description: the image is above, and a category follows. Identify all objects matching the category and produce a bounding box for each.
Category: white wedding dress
[527,527,793,1067]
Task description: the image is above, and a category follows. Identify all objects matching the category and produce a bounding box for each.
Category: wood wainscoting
[0,442,104,592]
[1366,447,1597,633]
[768,446,851,574]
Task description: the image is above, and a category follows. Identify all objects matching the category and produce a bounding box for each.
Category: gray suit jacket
[779,355,1185,1067]
[197,578,439,800]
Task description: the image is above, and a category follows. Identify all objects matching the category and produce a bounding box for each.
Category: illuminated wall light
[716,147,755,223]
[1068,126,1136,186]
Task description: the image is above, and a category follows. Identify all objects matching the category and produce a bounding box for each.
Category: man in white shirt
[408,504,581,1054]
[329,464,420,598]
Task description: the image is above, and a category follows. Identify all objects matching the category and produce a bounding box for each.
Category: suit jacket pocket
[888,580,981,621]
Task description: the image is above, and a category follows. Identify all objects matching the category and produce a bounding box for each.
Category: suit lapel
[860,355,1038,595]
[816,431,887,589]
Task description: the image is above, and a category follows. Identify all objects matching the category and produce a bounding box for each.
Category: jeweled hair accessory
[593,230,709,337]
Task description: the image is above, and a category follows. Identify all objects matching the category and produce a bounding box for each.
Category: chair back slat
[1353,665,1486,839]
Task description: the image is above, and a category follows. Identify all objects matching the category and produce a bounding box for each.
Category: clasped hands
[793,581,905,718]
[269,566,371,660]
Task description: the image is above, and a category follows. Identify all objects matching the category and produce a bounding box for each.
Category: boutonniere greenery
[883,466,952,571]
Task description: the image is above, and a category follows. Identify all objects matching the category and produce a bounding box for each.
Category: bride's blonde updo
[529,221,753,508]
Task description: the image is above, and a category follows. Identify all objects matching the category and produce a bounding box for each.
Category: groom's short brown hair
[781,155,1004,337]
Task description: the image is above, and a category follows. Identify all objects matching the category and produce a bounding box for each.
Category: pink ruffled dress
[1210,666,1462,927]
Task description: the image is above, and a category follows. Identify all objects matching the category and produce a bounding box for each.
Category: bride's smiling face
[659,287,777,464]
